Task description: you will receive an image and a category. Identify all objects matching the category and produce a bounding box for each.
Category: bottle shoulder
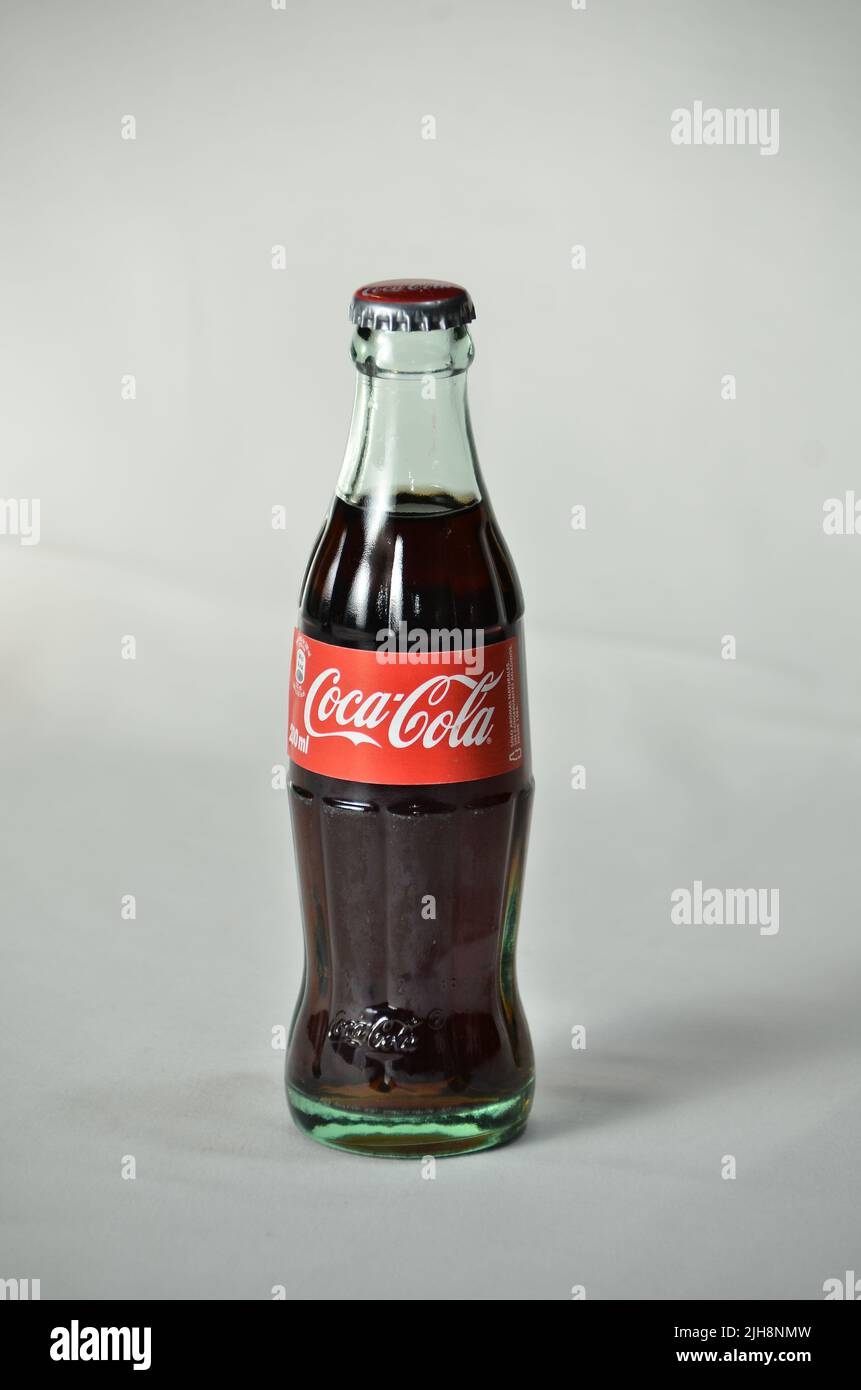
[299,496,524,647]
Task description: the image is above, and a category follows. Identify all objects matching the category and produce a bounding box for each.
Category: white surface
[1,0,859,1300]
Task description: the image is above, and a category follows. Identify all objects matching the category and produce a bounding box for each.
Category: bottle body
[285,284,534,1157]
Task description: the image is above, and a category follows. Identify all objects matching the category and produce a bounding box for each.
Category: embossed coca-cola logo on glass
[328,1005,447,1056]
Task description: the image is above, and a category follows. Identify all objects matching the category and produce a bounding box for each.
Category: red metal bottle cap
[350,279,475,332]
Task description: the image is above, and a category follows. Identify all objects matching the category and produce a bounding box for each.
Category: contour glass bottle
[286,279,534,1157]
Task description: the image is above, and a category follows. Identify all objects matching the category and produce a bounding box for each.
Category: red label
[287,631,524,786]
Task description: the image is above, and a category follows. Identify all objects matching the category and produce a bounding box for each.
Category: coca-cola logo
[328,1006,445,1055]
[301,666,502,750]
[287,631,523,786]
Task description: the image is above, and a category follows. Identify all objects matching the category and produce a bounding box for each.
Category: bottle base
[287,1081,534,1159]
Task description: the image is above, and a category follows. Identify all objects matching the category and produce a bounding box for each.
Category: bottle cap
[350,279,475,332]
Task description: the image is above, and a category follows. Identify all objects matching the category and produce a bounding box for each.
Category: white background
[1,0,859,1298]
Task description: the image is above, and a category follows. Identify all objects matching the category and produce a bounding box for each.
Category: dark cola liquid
[287,492,534,1155]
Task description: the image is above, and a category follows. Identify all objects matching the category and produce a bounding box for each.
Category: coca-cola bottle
[286,280,534,1157]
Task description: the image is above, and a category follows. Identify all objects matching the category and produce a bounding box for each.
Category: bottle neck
[336,326,482,516]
